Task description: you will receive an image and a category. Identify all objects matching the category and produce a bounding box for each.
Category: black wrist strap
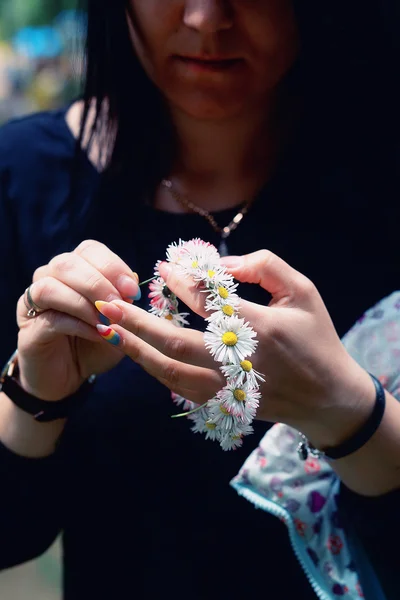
[0,351,95,422]
[1,376,95,422]
[323,372,386,460]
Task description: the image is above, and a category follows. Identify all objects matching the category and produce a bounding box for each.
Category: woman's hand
[16,240,141,401]
[95,249,376,450]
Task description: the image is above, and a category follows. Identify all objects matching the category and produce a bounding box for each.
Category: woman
[0,1,399,599]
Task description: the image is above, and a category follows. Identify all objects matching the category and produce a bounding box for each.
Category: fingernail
[158,261,172,280]
[220,256,243,269]
[132,272,139,283]
[127,287,141,302]
[98,312,111,326]
[95,300,123,323]
[116,274,140,300]
[95,301,111,325]
[95,300,108,313]
[96,324,121,345]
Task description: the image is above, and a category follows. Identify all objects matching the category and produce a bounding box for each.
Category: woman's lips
[174,56,243,73]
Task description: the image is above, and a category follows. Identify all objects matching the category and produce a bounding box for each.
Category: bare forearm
[302,363,400,497]
[0,392,66,458]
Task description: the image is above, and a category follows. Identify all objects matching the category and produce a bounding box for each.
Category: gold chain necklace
[161,178,254,256]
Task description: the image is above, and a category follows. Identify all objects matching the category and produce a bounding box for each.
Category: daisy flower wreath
[149,239,265,451]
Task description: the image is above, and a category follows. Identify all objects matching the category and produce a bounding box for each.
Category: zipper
[231,481,334,600]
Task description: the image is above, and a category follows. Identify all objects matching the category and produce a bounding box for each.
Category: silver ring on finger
[24,284,45,318]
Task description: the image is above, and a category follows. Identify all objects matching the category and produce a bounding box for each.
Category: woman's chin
[168,95,251,122]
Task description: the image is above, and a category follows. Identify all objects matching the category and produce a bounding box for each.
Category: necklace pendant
[218,239,229,257]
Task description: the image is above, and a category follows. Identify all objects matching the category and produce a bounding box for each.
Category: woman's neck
[158,101,283,213]
[65,99,288,213]
[171,102,279,182]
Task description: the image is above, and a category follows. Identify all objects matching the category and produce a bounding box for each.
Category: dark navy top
[0,108,399,599]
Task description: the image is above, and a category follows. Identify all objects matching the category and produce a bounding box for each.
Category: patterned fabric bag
[231,292,400,600]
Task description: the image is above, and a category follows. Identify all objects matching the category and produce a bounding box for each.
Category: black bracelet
[298,372,386,461]
[0,350,96,422]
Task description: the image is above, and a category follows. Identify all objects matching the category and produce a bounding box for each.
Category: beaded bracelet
[148,238,265,451]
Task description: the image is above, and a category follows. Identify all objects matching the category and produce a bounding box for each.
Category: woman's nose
[183,0,234,34]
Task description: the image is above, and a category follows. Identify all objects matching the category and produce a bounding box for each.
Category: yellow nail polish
[132,272,139,283]
[95,300,109,313]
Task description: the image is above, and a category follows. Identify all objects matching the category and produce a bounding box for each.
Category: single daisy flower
[204,316,258,364]
[163,311,190,327]
[183,239,220,266]
[149,278,178,313]
[149,304,169,318]
[205,283,240,309]
[217,381,261,421]
[220,423,254,451]
[189,406,211,434]
[166,240,186,264]
[201,419,222,442]
[196,265,235,290]
[220,433,243,451]
[207,398,237,432]
[178,243,221,279]
[205,298,240,324]
[205,422,222,442]
[220,360,265,387]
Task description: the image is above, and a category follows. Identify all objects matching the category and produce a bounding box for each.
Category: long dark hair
[73,0,398,228]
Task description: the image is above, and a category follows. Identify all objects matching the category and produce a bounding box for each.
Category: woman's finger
[17,303,102,347]
[220,250,313,306]
[32,241,140,306]
[157,262,210,319]
[156,261,260,322]
[32,264,49,282]
[96,322,224,400]
[73,239,140,301]
[95,301,216,370]
[17,276,102,327]
[47,251,126,305]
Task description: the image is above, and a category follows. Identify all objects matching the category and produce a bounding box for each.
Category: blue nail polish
[128,288,141,302]
[106,330,121,346]
[97,324,121,346]
[98,313,111,326]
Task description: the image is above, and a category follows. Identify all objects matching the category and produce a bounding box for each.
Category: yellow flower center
[205,421,216,430]
[233,389,246,402]
[192,260,199,268]
[222,332,238,346]
[218,286,229,299]
[240,360,253,372]
[232,435,242,441]
[165,314,173,321]
[207,270,215,279]
[222,305,235,317]
[219,406,230,415]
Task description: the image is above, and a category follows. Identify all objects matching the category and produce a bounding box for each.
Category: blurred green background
[0,4,81,597]
[0,0,84,124]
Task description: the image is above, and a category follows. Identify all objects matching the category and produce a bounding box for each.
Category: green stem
[139,276,156,287]
[171,404,205,419]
